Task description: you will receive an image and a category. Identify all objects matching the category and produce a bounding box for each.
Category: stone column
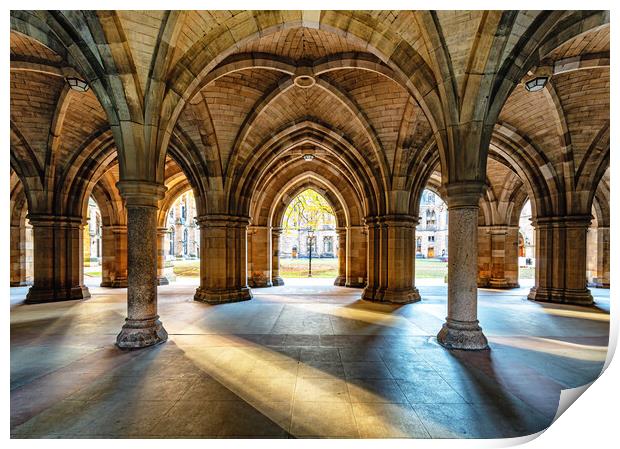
[362,215,419,303]
[156,227,170,285]
[596,226,610,288]
[528,215,593,305]
[334,228,347,286]
[271,227,284,286]
[10,224,28,286]
[489,226,520,288]
[437,183,488,350]
[346,226,367,288]
[25,215,91,303]
[477,226,492,287]
[248,225,272,287]
[194,214,253,304]
[100,225,128,287]
[115,182,168,349]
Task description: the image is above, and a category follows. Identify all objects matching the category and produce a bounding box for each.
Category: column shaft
[596,226,610,288]
[346,226,367,288]
[115,182,167,349]
[248,225,272,287]
[10,224,29,286]
[156,227,170,285]
[101,225,128,287]
[271,227,284,286]
[334,228,347,286]
[437,183,488,350]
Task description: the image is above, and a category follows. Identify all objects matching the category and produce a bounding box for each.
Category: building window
[183,228,188,255]
[324,236,333,253]
[169,228,175,255]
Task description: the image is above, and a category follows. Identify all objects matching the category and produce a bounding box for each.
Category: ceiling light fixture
[66,77,90,92]
[303,154,315,161]
[524,76,548,92]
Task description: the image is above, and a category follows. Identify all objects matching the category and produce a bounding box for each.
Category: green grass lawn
[172,259,201,276]
[280,258,338,278]
[157,258,534,280]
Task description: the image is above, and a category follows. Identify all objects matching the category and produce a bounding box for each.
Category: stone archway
[248,168,366,289]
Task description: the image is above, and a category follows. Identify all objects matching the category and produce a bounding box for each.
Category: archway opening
[83,197,103,284]
[415,189,448,284]
[165,190,200,281]
[280,188,338,280]
[518,199,535,284]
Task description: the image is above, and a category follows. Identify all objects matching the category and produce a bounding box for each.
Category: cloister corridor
[10,279,609,438]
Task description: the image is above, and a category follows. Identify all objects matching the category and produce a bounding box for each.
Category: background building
[83,197,102,267]
[165,191,199,260]
[416,189,448,259]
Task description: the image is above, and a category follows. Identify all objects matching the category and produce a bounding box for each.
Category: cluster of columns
[194,215,253,304]
[362,215,420,303]
[24,215,90,303]
[527,215,594,305]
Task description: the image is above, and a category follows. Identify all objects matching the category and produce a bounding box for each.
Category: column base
[194,286,253,304]
[272,276,285,286]
[101,279,128,288]
[10,281,32,287]
[334,275,346,286]
[25,285,91,304]
[528,286,593,305]
[249,276,272,288]
[116,316,168,349]
[362,286,420,304]
[437,319,489,350]
[489,278,519,289]
[157,276,169,286]
[346,280,366,289]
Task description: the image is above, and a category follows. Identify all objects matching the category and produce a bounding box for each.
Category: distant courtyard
[84,258,535,281]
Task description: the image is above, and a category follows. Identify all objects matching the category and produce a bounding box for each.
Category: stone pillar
[115,182,168,349]
[25,215,90,303]
[362,215,419,303]
[477,226,492,287]
[100,225,128,287]
[437,183,488,350]
[271,226,284,286]
[478,225,520,288]
[595,226,610,288]
[248,225,272,287]
[10,224,29,286]
[528,216,593,305]
[194,214,253,304]
[346,226,367,288]
[156,227,170,285]
[334,228,347,286]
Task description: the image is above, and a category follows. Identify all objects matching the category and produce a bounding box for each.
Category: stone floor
[10,278,610,439]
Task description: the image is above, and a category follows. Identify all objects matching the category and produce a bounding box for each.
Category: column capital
[444,181,485,208]
[116,181,167,207]
[271,226,283,235]
[26,214,85,228]
[195,214,251,228]
[364,214,419,227]
[531,215,592,229]
[103,224,128,234]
